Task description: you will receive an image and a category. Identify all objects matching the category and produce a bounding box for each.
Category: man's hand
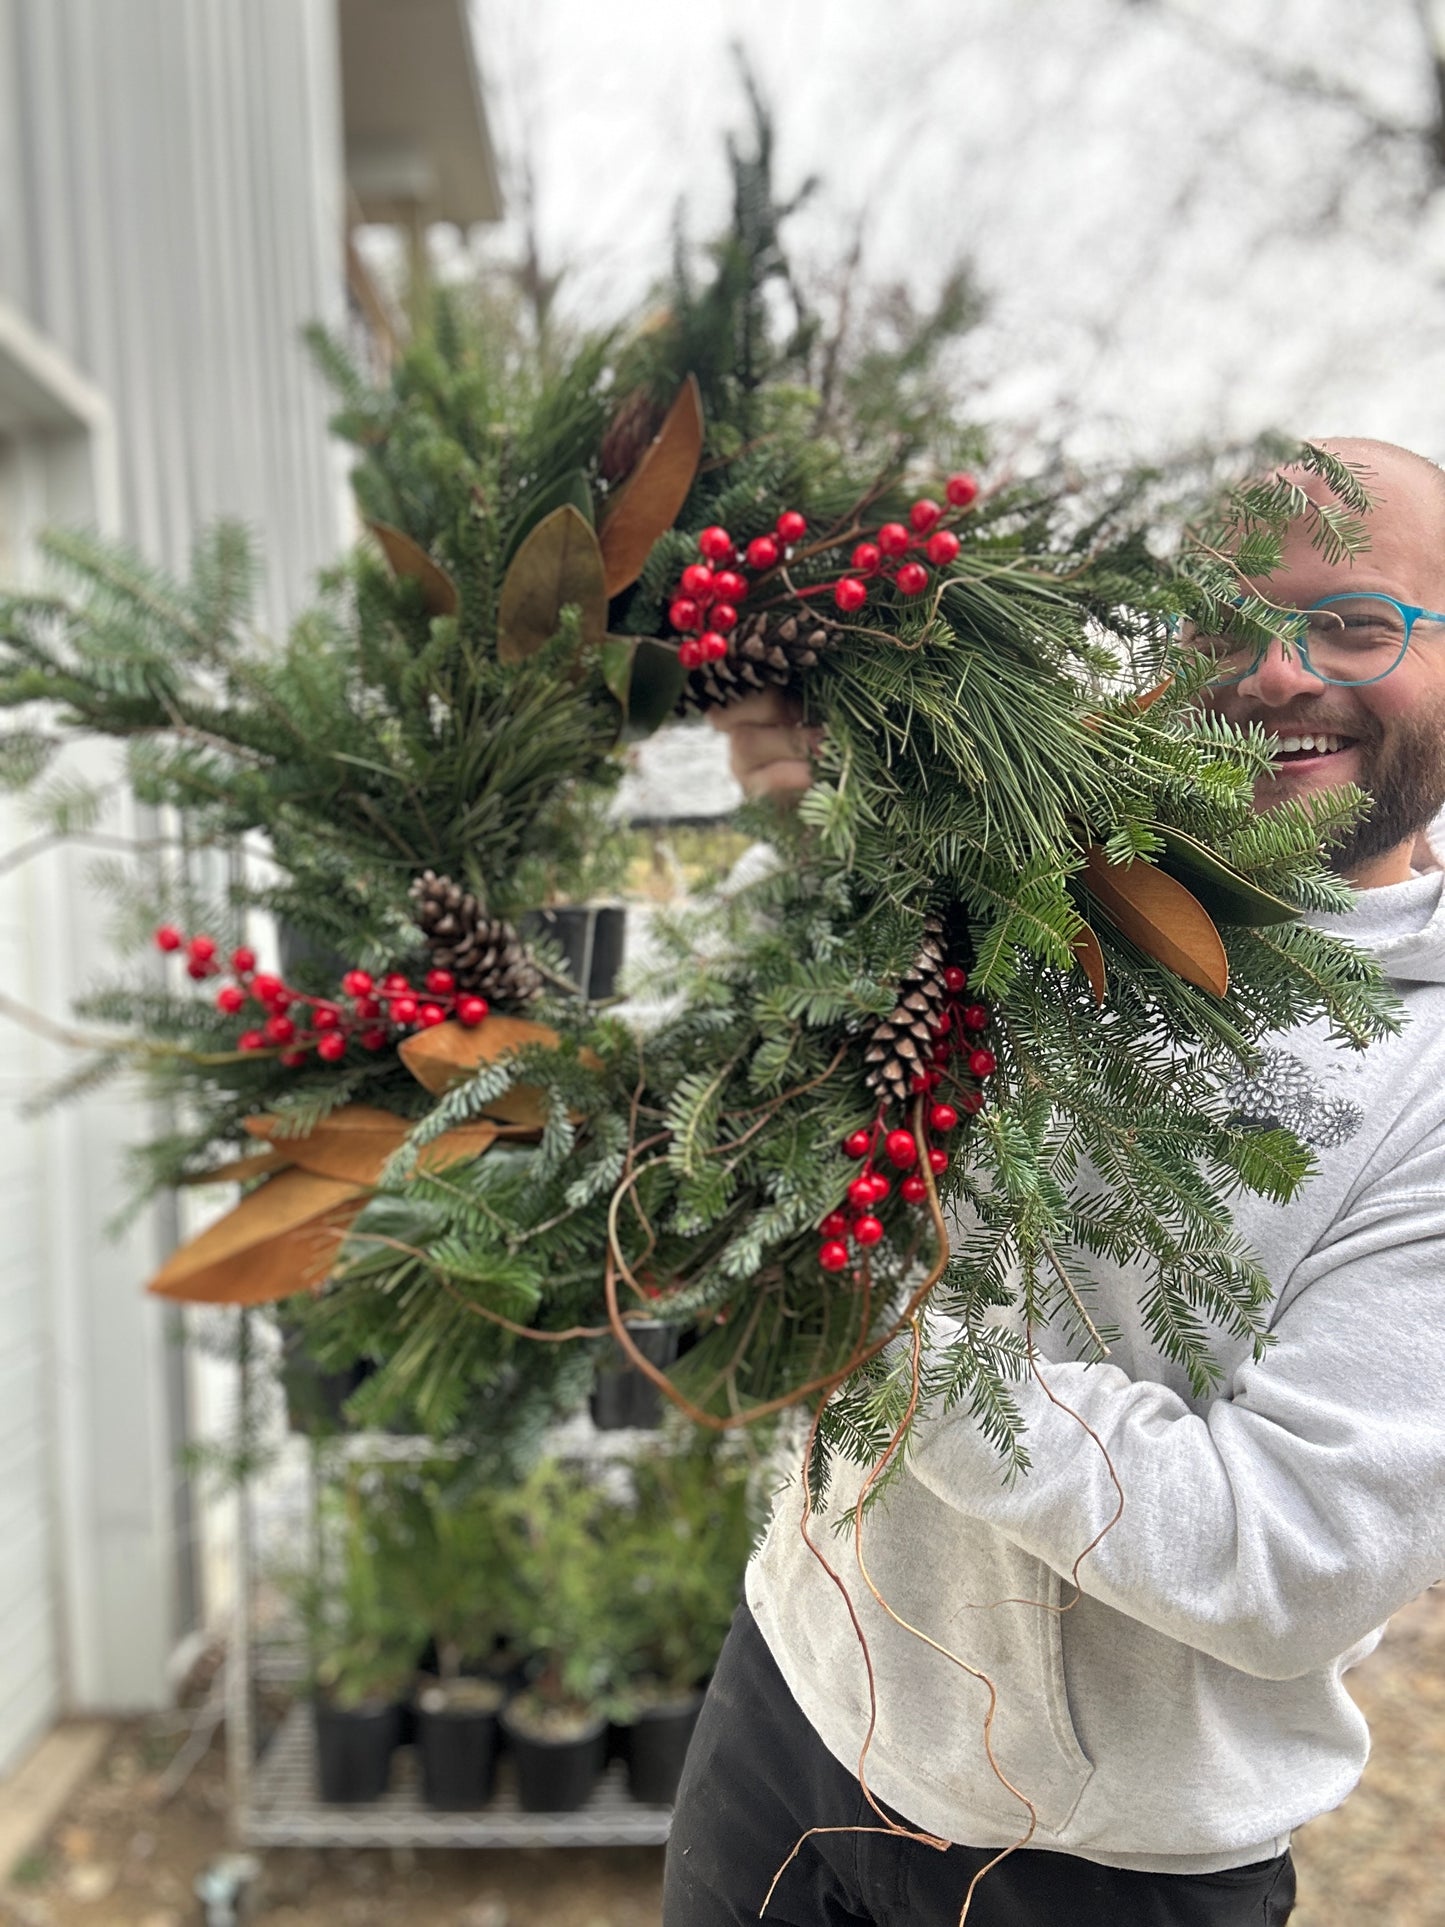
[706,689,822,803]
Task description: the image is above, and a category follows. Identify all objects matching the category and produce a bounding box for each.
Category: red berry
[381,973,411,996]
[700,631,729,663]
[909,1072,932,1095]
[927,1147,949,1175]
[186,958,214,981]
[847,1174,877,1211]
[969,1047,998,1078]
[896,561,929,596]
[909,498,942,533]
[312,1003,341,1031]
[264,1014,296,1045]
[819,1240,851,1273]
[851,541,882,574]
[360,1026,389,1051]
[678,639,704,671]
[776,509,808,543]
[425,968,455,994]
[928,1102,959,1133]
[962,1003,990,1031]
[959,1089,986,1115]
[456,995,489,1026]
[885,1128,918,1168]
[216,985,246,1015]
[316,1032,347,1062]
[264,988,293,1013]
[341,968,373,997]
[820,1210,849,1239]
[946,472,980,508]
[188,934,217,963]
[852,1215,886,1248]
[230,946,257,975]
[900,1174,928,1204]
[843,1129,872,1159]
[681,563,715,599]
[280,1048,308,1069]
[943,965,968,993]
[877,522,910,557]
[155,925,183,952]
[713,570,748,602]
[418,1002,447,1027]
[251,972,283,1002]
[926,529,961,566]
[390,995,419,1024]
[866,1173,892,1203]
[238,1029,266,1051]
[745,535,780,571]
[353,996,382,1020]
[710,602,739,632]
[833,576,868,613]
[669,596,702,633]
[698,525,734,563]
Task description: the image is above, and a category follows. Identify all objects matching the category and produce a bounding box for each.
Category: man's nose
[1232,635,1322,705]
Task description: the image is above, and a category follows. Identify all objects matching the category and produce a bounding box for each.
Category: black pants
[664,1605,1296,1926]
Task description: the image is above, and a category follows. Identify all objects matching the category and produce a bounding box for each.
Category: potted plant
[377,1469,521,1810]
[497,1462,626,1811]
[295,1493,423,1804]
[609,1441,755,1803]
[588,1316,682,1431]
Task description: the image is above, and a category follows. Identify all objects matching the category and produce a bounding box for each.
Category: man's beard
[1312,696,1445,872]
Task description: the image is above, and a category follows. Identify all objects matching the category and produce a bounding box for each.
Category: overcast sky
[464,0,1445,467]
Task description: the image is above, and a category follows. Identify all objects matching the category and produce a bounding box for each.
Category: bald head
[1299,438,1445,596]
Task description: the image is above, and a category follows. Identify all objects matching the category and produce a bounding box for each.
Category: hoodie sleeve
[908,1149,1445,1682]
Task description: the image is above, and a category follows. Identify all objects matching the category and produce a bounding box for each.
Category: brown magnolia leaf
[146,1168,366,1306]
[182,1147,292,1185]
[598,375,704,597]
[398,1014,564,1099]
[243,1104,499,1184]
[366,519,460,617]
[1083,675,1175,732]
[1081,845,1229,997]
[1072,923,1108,1007]
[497,505,607,664]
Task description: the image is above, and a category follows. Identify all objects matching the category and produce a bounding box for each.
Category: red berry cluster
[816,963,995,1277]
[667,476,980,667]
[153,925,489,1070]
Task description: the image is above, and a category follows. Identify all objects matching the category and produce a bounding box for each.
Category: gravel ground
[1,1585,1440,1926]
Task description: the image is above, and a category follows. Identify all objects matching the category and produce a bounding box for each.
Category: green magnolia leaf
[496,506,607,665]
[500,469,595,571]
[1152,826,1299,925]
[600,635,686,736]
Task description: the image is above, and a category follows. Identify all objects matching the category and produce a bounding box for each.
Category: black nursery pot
[622,1690,705,1804]
[312,1698,403,1804]
[416,1700,502,1810]
[499,1707,608,1813]
[589,1319,681,1431]
[522,904,626,1001]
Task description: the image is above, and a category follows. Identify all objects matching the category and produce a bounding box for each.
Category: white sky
[463,0,1445,466]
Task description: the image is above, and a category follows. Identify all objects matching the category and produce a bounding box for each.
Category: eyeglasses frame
[1200,591,1445,688]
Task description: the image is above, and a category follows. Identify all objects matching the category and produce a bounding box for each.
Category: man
[663,441,1445,1926]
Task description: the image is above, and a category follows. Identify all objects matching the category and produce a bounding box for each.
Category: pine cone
[676,611,835,715]
[598,387,665,485]
[408,871,543,1004]
[863,916,950,1109]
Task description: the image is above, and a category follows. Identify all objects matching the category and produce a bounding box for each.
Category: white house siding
[0,0,353,1766]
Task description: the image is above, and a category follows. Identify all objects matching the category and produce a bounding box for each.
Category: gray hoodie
[747,859,1445,1874]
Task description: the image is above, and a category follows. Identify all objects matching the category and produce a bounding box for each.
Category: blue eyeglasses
[1191,592,1445,688]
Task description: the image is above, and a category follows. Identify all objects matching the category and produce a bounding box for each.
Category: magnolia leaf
[181,1147,292,1185]
[600,635,687,736]
[366,519,460,617]
[1084,676,1175,733]
[598,375,704,597]
[497,505,607,664]
[147,1168,366,1306]
[242,1103,500,1184]
[500,468,595,570]
[1072,923,1108,1007]
[399,1014,563,1100]
[1080,845,1229,997]
[1152,826,1298,926]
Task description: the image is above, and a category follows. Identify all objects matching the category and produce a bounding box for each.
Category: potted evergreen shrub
[498,1462,625,1811]
[377,1469,520,1810]
[609,1442,756,1803]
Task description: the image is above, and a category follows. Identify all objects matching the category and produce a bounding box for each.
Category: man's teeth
[1273,733,1349,755]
